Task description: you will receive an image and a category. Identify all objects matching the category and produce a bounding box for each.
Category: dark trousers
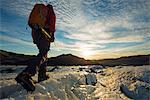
[22,43,50,76]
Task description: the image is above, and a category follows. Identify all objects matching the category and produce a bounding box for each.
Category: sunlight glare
[82,50,93,59]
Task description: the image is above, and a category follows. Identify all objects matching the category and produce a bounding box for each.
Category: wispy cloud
[64,31,145,43]
[0,35,35,46]
[1,0,150,59]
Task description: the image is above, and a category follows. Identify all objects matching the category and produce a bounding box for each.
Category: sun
[82,50,93,59]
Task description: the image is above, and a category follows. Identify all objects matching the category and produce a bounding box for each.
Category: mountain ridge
[0,50,149,66]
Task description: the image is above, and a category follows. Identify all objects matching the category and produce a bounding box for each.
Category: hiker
[15,3,56,91]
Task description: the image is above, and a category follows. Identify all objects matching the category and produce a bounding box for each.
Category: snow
[0,65,150,100]
[94,65,150,100]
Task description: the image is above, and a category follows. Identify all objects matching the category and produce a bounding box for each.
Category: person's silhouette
[15,3,56,91]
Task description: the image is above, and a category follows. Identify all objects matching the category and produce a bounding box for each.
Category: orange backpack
[28,4,47,28]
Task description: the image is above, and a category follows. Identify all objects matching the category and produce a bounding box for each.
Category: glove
[32,24,39,30]
[34,24,39,30]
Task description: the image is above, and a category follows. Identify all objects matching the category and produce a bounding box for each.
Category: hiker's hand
[33,24,39,30]
[44,28,55,42]
[32,24,39,30]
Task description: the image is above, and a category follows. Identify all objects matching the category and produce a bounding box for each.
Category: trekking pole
[39,26,52,42]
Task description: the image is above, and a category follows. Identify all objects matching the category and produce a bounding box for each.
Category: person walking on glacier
[15,3,56,92]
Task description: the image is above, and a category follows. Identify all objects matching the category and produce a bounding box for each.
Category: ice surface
[0,65,150,100]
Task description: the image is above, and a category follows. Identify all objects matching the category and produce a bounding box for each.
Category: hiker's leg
[21,54,41,77]
[22,42,49,75]
[22,59,37,76]
[38,60,49,82]
[15,57,37,91]
[37,43,50,82]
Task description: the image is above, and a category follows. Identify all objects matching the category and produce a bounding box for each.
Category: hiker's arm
[49,15,56,33]
[45,6,56,42]
[45,5,56,33]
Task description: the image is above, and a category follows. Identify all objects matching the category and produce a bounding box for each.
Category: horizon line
[0,49,149,60]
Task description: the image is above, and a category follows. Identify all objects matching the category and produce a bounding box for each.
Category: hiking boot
[15,72,35,92]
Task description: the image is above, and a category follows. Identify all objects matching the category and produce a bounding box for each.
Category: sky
[0,0,150,60]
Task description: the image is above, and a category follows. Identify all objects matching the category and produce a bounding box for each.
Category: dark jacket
[29,4,56,45]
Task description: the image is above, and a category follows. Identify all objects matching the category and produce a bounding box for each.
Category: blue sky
[0,0,150,60]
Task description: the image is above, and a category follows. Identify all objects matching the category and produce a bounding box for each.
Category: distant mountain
[0,50,88,65]
[47,54,89,66]
[0,50,149,66]
[0,50,35,65]
[93,55,150,66]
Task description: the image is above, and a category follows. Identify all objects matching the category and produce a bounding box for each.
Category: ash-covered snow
[0,65,150,100]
